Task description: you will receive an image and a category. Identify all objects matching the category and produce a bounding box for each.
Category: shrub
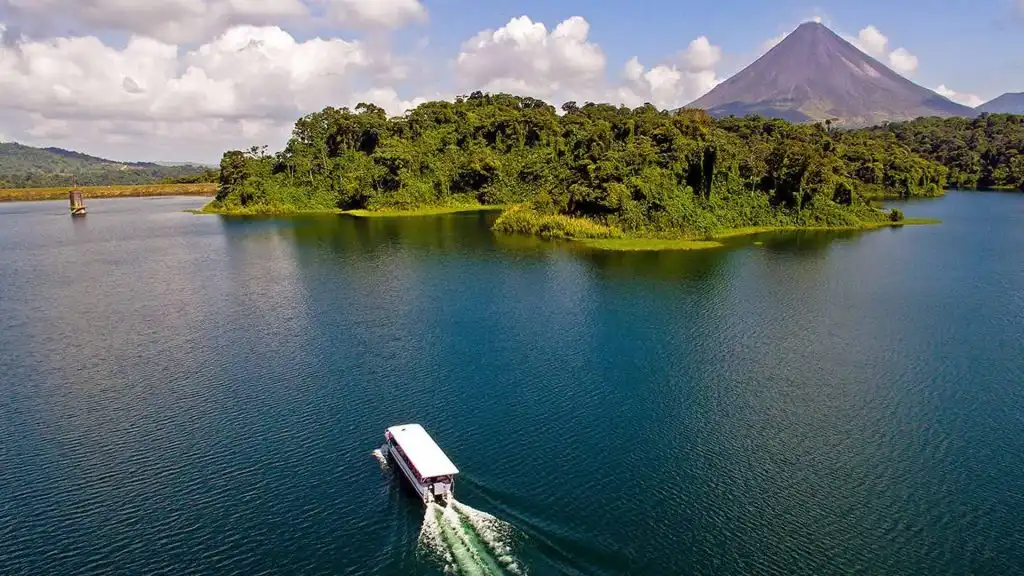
[493,205,622,239]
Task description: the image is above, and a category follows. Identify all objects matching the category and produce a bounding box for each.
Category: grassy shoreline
[198,201,503,217]
[493,205,941,252]
[576,219,941,252]
[0,183,216,202]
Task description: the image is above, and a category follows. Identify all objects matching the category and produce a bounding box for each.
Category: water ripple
[2,194,1023,574]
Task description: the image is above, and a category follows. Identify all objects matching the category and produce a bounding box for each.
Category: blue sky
[406,0,1024,99]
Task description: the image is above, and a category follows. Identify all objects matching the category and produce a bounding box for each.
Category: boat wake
[418,499,524,575]
[371,448,390,471]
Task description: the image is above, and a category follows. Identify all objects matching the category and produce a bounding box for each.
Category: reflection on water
[216,211,904,287]
[749,228,865,252]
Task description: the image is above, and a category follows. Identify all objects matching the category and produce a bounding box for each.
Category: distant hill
[0,142,214,188]
[687,21,975,126]
[976,93,1024,114]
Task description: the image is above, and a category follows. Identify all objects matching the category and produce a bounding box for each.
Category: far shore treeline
[210,93,1023,239]
[0,142,217,189]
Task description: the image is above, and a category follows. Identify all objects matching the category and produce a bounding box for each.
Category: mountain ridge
[0,142,213,188]
[687,22,975,126]
[976,93,1024,114]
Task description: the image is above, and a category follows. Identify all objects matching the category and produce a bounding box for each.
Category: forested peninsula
[209,93,1022,247]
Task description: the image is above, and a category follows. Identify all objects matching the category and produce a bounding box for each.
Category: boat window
[392,442,425,481]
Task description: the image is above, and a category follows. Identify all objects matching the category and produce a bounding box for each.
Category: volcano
[976,93,1024,114]
[687,21,974,126]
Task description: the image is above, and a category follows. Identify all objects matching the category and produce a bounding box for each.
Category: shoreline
[343,205,504,217]
[574,219,941,252]
[0,183,216,203]
[193,201,941,252]
[198,203,504,217]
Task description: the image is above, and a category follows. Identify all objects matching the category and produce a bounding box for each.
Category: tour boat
[383,424,458,505]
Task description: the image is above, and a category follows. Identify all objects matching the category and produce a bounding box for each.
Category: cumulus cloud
[887,47,919,75]
[2,11,983,163]
[0,0,429,43]
[455,16,721,110]
[323,0,427,29]
[0,13,735,160]
[855,25,888,58]
[0,24,425,160]
[935,85,984,108]
[455,16,606,101]
[849,25,918,75]
[0,0,309,44]
[0,26,377,122]
[616,37,724,109]
[351,88,430,114]
[680,36,722,71]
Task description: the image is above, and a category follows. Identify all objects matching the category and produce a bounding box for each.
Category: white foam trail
[418,499,525,575]
[451,500,524,574]
[371,448,390,471]
[421,502,488,575]
[418,503,456,573]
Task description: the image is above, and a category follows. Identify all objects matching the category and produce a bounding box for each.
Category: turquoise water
[1,193,1021,575]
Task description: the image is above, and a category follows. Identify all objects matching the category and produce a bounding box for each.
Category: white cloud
[0,24,425,160]
[6,12,975,163]
[455,16,722,110]
[855,25,888,58]
[680,36,722,71]
[0,0,309,44]
[323,0,427,29]
[351,88,430,114]
[0,14,734,160]
[618,63,721,109]
[624,56,645,83]
[935,85,984,108]
[455,16,606,101]
[0,0,429,43]
[848,25,918,75]
[887,47,918,75]
[616,38,724,109]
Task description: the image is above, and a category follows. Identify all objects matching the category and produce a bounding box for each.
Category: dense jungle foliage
[211,93,1016,237]
[866,114,1024,191]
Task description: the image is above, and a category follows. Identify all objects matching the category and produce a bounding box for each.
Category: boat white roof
[387,424,459,478]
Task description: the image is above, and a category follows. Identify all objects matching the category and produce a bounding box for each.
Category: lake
[1,192,1021,575]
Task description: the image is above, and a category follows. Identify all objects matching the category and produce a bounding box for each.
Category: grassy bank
[579,220,940,251]
[197,201,341,216]
[199,199,503,217]
[493,205,940,252]
[0,183,216,202]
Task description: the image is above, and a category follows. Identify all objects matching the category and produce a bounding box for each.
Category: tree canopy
[212,93,992,237]
[864,114,1024,191]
